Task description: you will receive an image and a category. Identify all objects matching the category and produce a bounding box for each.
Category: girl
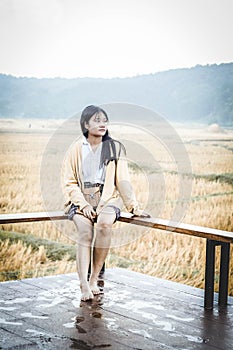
[63,105,148,301]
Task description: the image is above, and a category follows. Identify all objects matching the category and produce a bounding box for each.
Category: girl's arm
[62,147,89,212]
[115,157,148,216]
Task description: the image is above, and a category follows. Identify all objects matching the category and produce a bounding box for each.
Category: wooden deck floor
[0,268,233,350]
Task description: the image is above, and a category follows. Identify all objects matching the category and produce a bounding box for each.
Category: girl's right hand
[82,205,96,221]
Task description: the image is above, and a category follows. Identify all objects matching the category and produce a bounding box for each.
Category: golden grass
[0,122,233,295]
[185,143,233,174]
[0,239,76,281]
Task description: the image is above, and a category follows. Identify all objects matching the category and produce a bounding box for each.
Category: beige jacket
[62,139,143,215]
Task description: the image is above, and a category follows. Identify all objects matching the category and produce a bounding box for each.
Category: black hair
[80,105,126,167]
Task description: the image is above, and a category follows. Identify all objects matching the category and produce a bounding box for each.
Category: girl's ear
[84,121,89,130]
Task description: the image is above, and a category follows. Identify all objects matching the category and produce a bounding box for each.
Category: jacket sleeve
[115,157,144,215]
[62,146,89,212]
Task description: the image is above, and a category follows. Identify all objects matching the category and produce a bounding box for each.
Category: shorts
[68,203,121,223]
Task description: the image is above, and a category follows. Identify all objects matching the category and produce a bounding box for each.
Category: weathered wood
[0,269,233,350]
[0,211,233,243]
[0,211,67,224]
[119,213,233,243]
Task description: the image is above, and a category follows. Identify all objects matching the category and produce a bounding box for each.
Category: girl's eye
[94,118,108,123]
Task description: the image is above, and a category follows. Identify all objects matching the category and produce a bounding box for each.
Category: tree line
[0,63,232,125]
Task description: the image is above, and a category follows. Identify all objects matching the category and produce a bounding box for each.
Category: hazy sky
[0,0,232,78]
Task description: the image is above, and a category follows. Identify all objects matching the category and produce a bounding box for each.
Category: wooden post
[204,239,216,309]
[218,242,230,307]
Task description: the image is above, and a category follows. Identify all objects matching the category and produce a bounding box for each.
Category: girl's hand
[134,211,151,218]
[82,205,96,221]
[139,211,151,218]
[131,208,151,218]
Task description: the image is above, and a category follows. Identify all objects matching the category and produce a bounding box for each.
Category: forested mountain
[0,63,232,125]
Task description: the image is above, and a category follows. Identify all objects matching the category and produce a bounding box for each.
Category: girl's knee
[97,207,116,228]
[77,229,93,245]
[96,215,117,233]
[73,215,93,244]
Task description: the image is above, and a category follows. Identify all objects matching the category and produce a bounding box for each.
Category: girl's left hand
[137,211,151,218]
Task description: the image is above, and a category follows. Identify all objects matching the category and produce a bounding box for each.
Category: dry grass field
[0,119,233,295]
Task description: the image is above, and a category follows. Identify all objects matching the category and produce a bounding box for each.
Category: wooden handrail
[0,211,232,243]
[119,214,233,243]
[0,210,232,309]
[0,211,67,224]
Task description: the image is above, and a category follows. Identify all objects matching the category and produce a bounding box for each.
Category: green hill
[0,63,232,125]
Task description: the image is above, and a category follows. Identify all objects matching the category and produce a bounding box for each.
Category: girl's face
[85,112,108,137]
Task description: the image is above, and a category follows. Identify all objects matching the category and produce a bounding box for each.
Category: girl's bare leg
[89,207,116,294]
[73,214,94,301]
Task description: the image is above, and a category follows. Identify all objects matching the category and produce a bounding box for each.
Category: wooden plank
[119,213,233,243]
[102,273,233,349]
[0,269,233,350]
[105,268,233,327]
[0,211,67,224]
[0,272,175,349]
[0,211,233,243]
[0,328,37,349]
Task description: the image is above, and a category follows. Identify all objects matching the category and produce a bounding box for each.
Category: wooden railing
[0,211,232,309]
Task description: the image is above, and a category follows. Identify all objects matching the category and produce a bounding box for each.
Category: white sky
[0,0,232,78]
